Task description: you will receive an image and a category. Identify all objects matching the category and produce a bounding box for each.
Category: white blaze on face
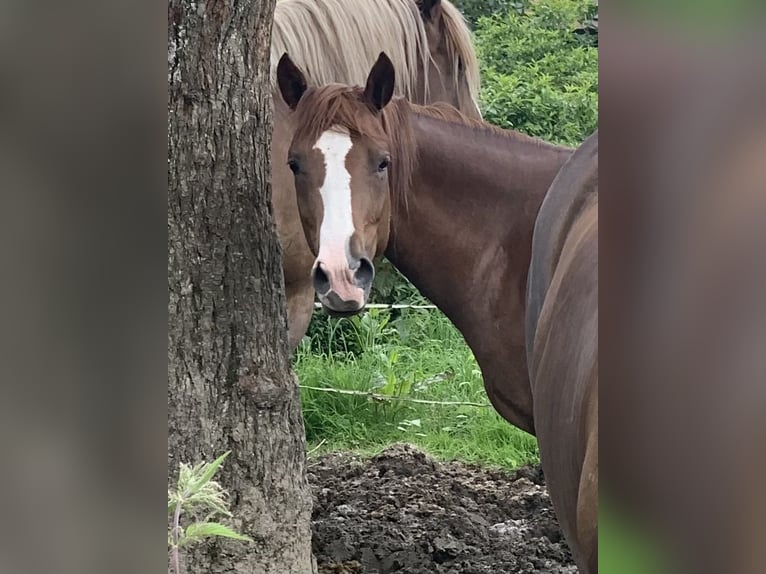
[313,128,355,271]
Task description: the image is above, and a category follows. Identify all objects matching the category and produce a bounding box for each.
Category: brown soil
[309,444,576,573]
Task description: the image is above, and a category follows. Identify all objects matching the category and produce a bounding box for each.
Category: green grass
[294,307,538,470]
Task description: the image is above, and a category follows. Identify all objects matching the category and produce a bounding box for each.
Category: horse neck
[384,113,571,433]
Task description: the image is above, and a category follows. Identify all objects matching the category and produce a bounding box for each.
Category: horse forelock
[271,0,429,101]
[291,85,417,214]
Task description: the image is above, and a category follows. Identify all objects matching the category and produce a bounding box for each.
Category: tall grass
[294,307,538,470]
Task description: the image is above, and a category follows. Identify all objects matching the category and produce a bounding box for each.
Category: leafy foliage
[475,0,598,146]
[184,522,251,542]
[304,288,433,355]
[451,0,519,25]
[368,258,422,304]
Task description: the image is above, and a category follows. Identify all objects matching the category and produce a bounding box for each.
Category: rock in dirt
[309,443,576,574]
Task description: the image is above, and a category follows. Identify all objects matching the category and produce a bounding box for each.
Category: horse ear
[363,52,395,111]
[277,53,308,110]
[418,0,442,21]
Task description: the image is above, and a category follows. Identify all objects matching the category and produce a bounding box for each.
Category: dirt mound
[309,444,575,574]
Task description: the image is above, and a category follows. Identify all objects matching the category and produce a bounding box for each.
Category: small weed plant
[168,452,251,574]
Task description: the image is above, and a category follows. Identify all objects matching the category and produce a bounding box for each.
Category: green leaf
[187,451,230,496]
[184,522,252,543]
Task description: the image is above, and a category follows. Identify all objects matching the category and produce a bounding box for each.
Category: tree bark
[168,1,315,572]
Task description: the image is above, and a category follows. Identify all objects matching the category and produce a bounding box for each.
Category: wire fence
[306,301,473,406]
[313,302,437,311]
[299,384,491,408]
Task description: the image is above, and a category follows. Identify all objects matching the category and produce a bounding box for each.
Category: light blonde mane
[270,0,480,108]
[439,0,480,109]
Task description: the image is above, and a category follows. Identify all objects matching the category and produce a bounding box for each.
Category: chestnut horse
[526,131,598,572]
[276,52,597,571]
[269,0,481,349]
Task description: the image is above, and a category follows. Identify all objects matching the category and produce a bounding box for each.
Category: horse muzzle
[312,257,374,315]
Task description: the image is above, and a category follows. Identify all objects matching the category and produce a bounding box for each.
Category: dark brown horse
[269,0,482,350]
[277,53,597,571]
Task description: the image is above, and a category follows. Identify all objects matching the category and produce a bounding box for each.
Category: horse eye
[377,158,390,172]
[287,159,300,174]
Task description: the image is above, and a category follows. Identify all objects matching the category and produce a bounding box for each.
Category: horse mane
[270,0,480,108]
[291,85,570,212]
[271,0,427,100]
[439,0,481,110]
[410,101,573,151]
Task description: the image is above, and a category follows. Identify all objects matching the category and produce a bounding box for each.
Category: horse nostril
[312,263,331,294]
[354,257,375,288]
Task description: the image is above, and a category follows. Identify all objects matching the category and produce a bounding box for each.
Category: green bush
[475,0,598,146]
[451,0,517,25]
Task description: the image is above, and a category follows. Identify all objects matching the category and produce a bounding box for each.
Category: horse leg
[285,279,314,352]
[576,391,598,574]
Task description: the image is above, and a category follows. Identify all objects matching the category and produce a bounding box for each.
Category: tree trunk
[167,1,315,572]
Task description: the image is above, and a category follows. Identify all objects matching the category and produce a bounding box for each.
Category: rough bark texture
[168,1,315,572]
